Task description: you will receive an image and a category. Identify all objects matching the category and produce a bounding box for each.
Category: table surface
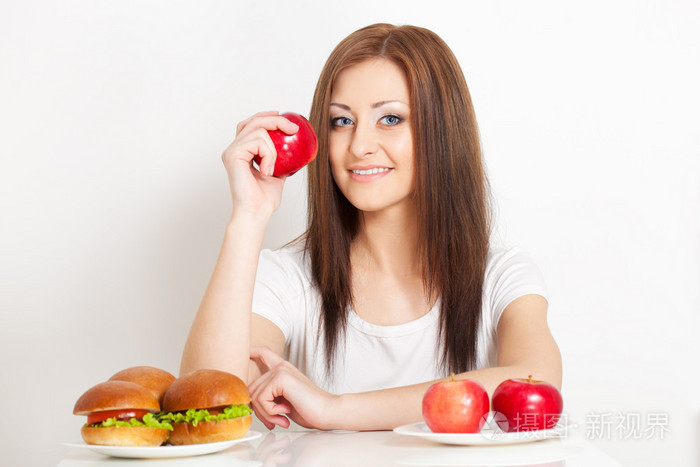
[57,428,624,467]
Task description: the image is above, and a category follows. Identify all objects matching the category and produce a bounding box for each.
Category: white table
[58,428,624,466]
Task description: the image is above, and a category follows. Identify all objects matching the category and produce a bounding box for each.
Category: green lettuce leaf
[88,412,173,431]
[157,404,252,427]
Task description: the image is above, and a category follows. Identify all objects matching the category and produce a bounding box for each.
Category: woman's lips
[347,167,393,183]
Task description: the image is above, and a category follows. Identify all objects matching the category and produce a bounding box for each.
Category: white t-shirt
[252,243,548,395]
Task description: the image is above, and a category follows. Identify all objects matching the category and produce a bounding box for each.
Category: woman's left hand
[249,346,340,430]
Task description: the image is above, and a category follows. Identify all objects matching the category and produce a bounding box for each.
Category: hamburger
[159,369,253,445]
[73,380,173,446]
[109,366,176,405]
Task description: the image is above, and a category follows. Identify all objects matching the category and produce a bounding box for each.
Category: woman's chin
[349,196,415,216]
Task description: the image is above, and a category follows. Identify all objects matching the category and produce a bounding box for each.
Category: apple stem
[450,373,455,383]
[528,374,533,383]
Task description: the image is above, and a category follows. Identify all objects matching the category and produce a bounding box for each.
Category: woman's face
[328,58,414,214]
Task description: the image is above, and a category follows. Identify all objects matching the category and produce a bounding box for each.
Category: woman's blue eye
[380,114,402,125]
[331,117,353,127]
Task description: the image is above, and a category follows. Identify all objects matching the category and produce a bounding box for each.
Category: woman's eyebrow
[371,99,407,108]
[330,100,408,111]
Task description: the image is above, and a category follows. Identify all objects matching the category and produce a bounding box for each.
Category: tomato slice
[206,406,226,416]
[87,409,150,425]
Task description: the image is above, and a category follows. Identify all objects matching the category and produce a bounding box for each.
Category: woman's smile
[348,165,394,182]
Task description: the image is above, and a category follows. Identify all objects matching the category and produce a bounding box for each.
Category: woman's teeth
[351,168,391,175]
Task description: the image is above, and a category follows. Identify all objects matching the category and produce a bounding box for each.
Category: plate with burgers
[68,367,260,458]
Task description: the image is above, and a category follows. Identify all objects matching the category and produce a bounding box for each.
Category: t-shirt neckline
[347,299,440,338]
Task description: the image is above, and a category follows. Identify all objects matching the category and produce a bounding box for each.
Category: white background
[1,1,698,465]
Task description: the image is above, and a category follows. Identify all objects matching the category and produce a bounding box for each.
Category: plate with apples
[394,375,566,446]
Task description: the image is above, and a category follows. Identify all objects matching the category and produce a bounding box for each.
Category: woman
[180,23,561,431]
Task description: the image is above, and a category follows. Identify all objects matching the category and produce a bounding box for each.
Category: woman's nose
[349,123,379,158]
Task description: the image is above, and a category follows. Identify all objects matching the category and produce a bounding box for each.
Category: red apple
[422,374,489,433]
[253,112,318,177]
[491,375,563,432]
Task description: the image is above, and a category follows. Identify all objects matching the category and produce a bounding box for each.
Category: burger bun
[162,369,251,412]
[80,425,169,447]
[168,416,252,445]
[74,380,160,415]
[109,366,176,405]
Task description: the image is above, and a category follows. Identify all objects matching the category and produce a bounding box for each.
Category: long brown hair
[305,23,491,375]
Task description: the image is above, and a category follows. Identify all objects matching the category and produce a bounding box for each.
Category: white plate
[63,431,262,458]
[394,422,564,446]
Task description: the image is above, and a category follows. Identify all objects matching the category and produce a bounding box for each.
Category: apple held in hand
[492,375,563,432]
[254,112,318,177]
[422,374,489,433]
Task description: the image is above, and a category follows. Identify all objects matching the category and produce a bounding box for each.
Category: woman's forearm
[179,211,269,378]
[332,364,559,431]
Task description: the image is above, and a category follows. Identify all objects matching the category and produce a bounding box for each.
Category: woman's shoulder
[486,245,535,270]
[484,245,547,294]
[258,240,312,284]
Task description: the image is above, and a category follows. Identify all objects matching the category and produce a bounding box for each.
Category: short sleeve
[251,249,300,339]
[484,248,549,326]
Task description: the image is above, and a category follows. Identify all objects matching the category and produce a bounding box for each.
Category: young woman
[180,23,561,431]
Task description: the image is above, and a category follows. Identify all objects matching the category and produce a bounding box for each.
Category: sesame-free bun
[109,366,176,404]
[162,369,251,412]
[80,425,168,447]
[73,380,160,415]
[168,416,252,445]
[162,369,252,445]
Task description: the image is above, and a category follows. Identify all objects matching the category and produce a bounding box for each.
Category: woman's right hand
[221,111,299,219]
